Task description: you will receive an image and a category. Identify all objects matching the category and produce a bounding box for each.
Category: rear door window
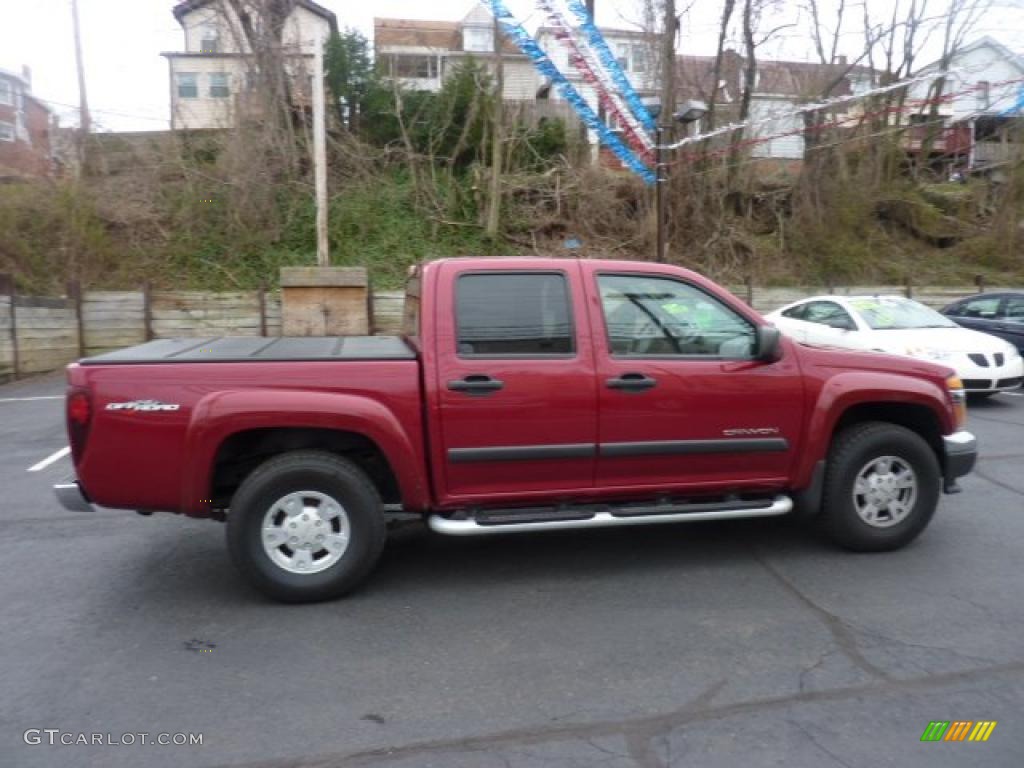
[1004,297,1024,324]
[802,301,857,330]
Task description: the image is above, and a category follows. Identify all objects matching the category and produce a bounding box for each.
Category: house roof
[916,35,1024,76]
[676,51,869,102]
[0,67,30,88]
[373,17,520,55]
[374,18,461,50]
[172,0,338,33]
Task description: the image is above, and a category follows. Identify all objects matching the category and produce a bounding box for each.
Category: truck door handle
[606,373,657,391]
[448,375,504,394]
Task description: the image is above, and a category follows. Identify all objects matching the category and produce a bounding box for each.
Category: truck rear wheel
[226,451,386,603]
[820,422,940,552]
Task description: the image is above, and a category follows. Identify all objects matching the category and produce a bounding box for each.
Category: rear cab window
[455,272,575,356]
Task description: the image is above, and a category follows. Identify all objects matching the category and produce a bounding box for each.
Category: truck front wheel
[820,422,941,552]
[226,451,386,602]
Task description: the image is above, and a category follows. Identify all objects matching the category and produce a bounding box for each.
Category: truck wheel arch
[180,390,431,516]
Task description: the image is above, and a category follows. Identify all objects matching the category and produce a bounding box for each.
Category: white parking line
[0,396,63,403]
[28,447,71,472]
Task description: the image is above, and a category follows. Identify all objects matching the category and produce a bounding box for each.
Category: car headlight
[904,346,953,361]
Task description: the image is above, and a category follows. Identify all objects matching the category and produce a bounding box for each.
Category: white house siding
[535,30,656,101]
[749,97,804,159]
[282,6,333,52]
[169,3,333,130]
[909,42,1024,121]
[182,5,247,53]
[168,57,244,130]
[180,3,329,54]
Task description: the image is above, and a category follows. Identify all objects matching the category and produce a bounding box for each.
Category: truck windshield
[849,298,958,330]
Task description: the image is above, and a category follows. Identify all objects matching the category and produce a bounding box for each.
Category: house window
[209,72,230,98]
[464,26,493,53]
[615,43,647,74]
[0,121,14,142]
[392,55,438,79]
[0,79,13,106]
[977,80,991,110]
[176,72,198,99]
[200,25,220,53]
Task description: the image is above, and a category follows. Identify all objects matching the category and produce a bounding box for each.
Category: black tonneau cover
[80,336,415,365]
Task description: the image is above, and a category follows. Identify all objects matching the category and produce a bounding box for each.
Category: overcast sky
[2,0,1024,132]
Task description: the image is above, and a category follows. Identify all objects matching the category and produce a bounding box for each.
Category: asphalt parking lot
[1,373,1023,768]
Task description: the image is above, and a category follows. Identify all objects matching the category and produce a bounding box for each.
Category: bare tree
[706,0,737,131]
[918,0,993,165]
[486,14,504,238]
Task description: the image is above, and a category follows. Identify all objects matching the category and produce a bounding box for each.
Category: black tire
[226,451,386,603]
[820,422,941,552]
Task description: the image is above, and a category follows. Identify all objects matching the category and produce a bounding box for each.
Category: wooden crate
[280,267,369,336]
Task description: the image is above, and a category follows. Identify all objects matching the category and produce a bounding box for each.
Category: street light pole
[655,124,666,263]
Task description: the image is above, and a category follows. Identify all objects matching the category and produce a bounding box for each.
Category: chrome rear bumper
[54,481,94,512]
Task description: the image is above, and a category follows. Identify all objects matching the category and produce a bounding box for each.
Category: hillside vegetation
[2,56,1023,295]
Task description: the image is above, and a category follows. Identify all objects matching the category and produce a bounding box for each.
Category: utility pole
[656,0,677,263]
[660,0,677,134]
[485,13,504,238]
[655,124,666,262]
[581,0,598,165]
[71,0,91,171]
[312,31,329,266]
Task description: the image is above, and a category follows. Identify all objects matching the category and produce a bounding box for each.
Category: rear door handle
[606,373,657,391]
[448,374,504,394]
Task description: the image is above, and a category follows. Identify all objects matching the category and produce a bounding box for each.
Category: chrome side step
[427,495,793,536]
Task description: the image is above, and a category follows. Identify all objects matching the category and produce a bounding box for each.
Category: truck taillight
[67,388,92,462]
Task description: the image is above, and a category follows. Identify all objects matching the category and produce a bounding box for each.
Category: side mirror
[756,325,784,362]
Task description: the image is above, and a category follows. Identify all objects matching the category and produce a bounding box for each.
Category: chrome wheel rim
[852,456,917,528]
[261,491,350,574]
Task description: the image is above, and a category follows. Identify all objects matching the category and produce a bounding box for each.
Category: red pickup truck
[56,258,977,602]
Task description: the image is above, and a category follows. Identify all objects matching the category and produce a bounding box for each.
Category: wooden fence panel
[0,296,13,382]
[82,291,147,356]
[372,291,405,335]
[12,301,79,375]
[2,283,1022,382]
[264,293,282,337]
[150,290,263,338]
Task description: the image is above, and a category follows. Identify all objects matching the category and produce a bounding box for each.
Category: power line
[665,73,1024,166]
[32,96,170,124]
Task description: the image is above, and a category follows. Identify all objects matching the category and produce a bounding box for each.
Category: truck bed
[80,336,415,365]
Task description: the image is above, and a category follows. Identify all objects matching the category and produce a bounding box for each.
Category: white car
[766,295,1024,397]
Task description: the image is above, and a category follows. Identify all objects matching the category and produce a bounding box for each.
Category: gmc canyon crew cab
[56,258,978,602]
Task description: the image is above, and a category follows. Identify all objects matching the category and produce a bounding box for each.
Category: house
[533,25,659,150]
[676,51,874,163]
[533,25,660,104]
[162,0,338,130]
[905,36,1024,171]
[0,66,53,178]
[373,3,539,102]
